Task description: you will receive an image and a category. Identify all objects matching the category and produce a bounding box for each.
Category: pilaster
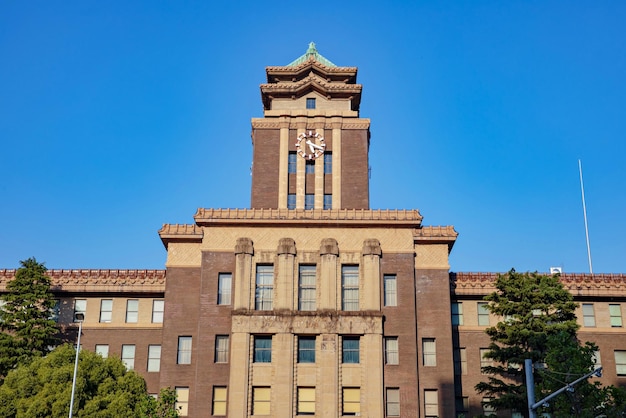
[319,238,339,310]
[234,238,254,310]
[362,239,382,310]
[276,238,296,310]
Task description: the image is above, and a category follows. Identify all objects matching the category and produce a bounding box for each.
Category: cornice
[158,223,203,249]
[266,60,357,81]
[414,225,458,250]
[250,117,369,130]
[0,269,166,293]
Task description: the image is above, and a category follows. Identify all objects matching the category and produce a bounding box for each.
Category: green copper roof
[287,42,337,67]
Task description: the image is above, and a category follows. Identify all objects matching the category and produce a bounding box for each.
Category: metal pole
[525,359,538,418]
[579,159,593,274]
[69,319,83,418]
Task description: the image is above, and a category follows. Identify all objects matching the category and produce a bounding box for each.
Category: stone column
[278,118,290,209]
[319,238,339,310]
[234,238,254,310]
[362,239,382,310]
[276,238,296,310]
[314,127,325,209]
[227,330,250,418]
[331,118,342,209]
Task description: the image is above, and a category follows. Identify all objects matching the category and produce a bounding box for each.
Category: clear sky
[1,1,625,273]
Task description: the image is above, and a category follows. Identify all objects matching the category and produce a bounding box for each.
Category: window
[305,161,315,175]
[297,387,315,415]
[51,299,60,322]
[121,344,135,370]
[483,397,496,415]
[341,266,359,311]
[99,299,112,323]
[255,265,273,310]
[480,348,493,373]
[252,387,271,415]
[615,351,626,376]
[324,152,332,174]
[126,299,138,323]
[592,350,602,369]
[422,338,436,366]
[383,275,397,307]
[218,273,232,305]
[298,265,316,311]
[582,303,596,327]
[152,299,164,323]
[610,304,623,327]
[212,386,227,416]
[384,337,399,365]
[386,388,400,416]
[254,335,272,363]
[323,194,332,210]
[74,299,87,321]
[175,387,189,416]
[306,97,316,109]
[342,336,360,364]
[424,389,438,418]
[451,302,463,325]
[477,302,490,326]
[215,335,229,363]
[298,336,316,363]
[304,193,314,209]
[342,387,360,416]
[288,152,297,173]
[95,344,109,358]
[178,336,192,364]
[454,347,467,375]
[147,345,161,372]
[456,396,469,416]
[287,194,296,209]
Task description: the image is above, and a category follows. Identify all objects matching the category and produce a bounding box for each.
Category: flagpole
[578,159,593,274]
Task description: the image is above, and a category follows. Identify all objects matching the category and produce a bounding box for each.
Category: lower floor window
[424,389,438,418]
[212,386,227,416]
[342,387,360,416]
[297,387,315,415]
[252,386,271,415]
[175,387,189,416]
[386,388,400,416]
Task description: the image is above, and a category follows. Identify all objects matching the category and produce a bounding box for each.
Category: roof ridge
[287,42,337,68]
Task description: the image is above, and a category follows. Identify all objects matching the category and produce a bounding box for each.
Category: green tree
[0,257,59,379]
[139,387,179,418]
[476,269,626,417]
[0,344,170,417]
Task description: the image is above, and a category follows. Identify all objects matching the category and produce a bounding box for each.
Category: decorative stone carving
[362,238,382,256]
[320,238,339,256]
[235,238,254,255]
[277,238,296,255]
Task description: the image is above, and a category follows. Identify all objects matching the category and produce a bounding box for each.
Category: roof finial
[306,42,317,56]
[286,42,337,67]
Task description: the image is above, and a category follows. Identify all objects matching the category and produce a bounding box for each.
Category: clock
[295,131,326,160]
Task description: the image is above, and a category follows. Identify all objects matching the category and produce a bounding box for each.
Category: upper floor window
[95,344,109,358]
[341,266,359,311]
[99,299,113,323]
[610,304,623,327]
[454,347,467,375]
[252,387,271,415]
[323,194,332,210]
[215,335,229,363]
[212,386,227,416]
[152,299,164,323]
[177,336,192,364]
[422,338,436,366]
[306,98,316,109]
[582,303,596,327]
[477,302,490,326]
[147,345,161,372]
[386,388,400,417]
[342,336,360,364]
[254,335,272,363]
[451,302,463,325]
[304,193,314,210]
[298,265,316,311]
[255,265,274,310]
[323,152,332,174]
[121,344,135,370]
[126,299,138,323]
[297,387,315,415]
[287,194,296,209]
[342,387,360,416]
[73,299,86,322]
[615,350,626,376]
[288,152,297,173]
[480,348,493,373]
[384,337,399,365]
[298,336,316,363]
[305,160,315,174]
[383,275,397,307]
[218,273,232,305]
[424,389,438,418]
[176,387,189,416]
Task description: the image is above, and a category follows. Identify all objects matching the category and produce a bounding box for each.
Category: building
[1,44,626,418]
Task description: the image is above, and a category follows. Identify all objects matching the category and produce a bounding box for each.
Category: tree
[0,257,59,379]
[0,344,176,417]
[139,387,180,418]
[476,269,626,417]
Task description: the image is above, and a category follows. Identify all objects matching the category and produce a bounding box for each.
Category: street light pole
[69,312,84,418]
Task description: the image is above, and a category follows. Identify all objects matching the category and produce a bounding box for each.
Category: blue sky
[1,2,625,273]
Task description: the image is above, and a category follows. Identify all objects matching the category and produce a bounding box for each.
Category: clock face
[295,131,326,160]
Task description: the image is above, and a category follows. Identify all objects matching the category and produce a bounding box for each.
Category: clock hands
[305,140,324,150]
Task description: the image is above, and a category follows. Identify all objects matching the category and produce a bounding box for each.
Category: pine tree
[0,257,59,379]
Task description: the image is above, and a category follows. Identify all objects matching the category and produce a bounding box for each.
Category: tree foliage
[0,257,59,379]
[0,344,177,417]
[140,387,180,418]
[476,269,626,417]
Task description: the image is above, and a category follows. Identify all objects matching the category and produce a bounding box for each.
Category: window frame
[288,151,297,173]
[297,336,316,363]
[254,335,272,363]
[298,265,316,311]
[125,299,138,323]
[386,388,400,417]
[147,344,161,372]
[609,304,623,327]
[215,335,229,363]
[297,387,315,415]
[177,336,192,365]
[422,338,436,366]
[451,302,463,325]
[342,336,360,364]
[306,97,316,109]
[217,273,232,305]
[477,302,490,326]
[95,344,109,358]
[99,299,113,323]
[424,389,438,418]
[255,265,274,311]
[582,303,596,327]
[384,337,399,365]
[74,299,87,322]
[175,387,189,416]
[383,274,397,307]
[304,193,314,208]
[323,152,332,174]
[341,265,359,311]
[121,344,135,370]
[152,299,164,323]
[615,350,626,376]
[212,386,227,416]
[252,386,271,415]
[342,387,360,416]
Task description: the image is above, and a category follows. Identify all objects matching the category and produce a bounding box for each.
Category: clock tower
[251,43,370,210]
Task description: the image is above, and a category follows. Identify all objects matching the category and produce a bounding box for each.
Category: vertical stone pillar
[362,332,384,417]
[273,333,295,415]
[331,119,342,209]
[278,119,290,209]
[296,119,306,209]
[276,238,296,310]
[234,238,254,310]
[314,127,325,209]
[319,238,339,310]
[318,334,339,417]
[362,239,382,310]
[227,331,250,418]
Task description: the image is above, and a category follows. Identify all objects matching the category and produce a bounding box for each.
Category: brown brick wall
[341,129,369,209]
[251,128,280,208]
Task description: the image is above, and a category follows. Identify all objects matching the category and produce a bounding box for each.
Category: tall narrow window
[254,336,272,363]
[298,336,316,363]
[385,337,399,365]
[615,351,626,376]
[480,348,493,373]
[422,338,436,366]
[483,398,496,416]
[121,344,135,370]
[582,303,596,327]
[212,387,227,416]
[126,299,138,323]
[177,336,192,364]
[324,152,332,174]
[386,388,400,417]
[454,347,467,375]
[305,161,315,174]
[218,273,232,305]
[342,336,360,364]
[215,335,229,363]
[477,302,490,326]
[152,299,164,323]
[51,299,60,322]
[255,265,273,310]
[609,304,622,327]
[306,98,316,109]
[288,152,297,173]
[451,302,464,325]
[99,299,113,323]
[456,397,470,417]
[147,345,161,372]
[297,387,315,415]
[298,265,316,311]
[252,387,271,415]
[74,299,87,321]
[342,388,360,416]
[175,387,189,416]
[424,389,438,418]
[323,194,332,209]
[341,266,359,311]
[287,194,296,209]
[383,274,397,307]
[95,344,109,358]
[304,193,314,209]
